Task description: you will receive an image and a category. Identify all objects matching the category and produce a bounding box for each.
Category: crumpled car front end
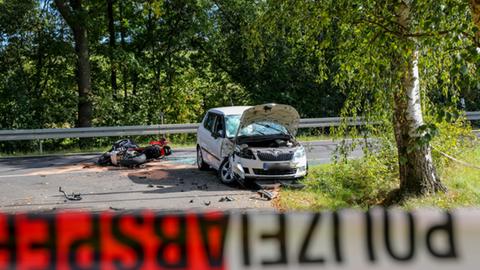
[232,144,307,180]
[229,104,307,180]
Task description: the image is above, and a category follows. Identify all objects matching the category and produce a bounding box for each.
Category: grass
[277,144,480,211]
[401,146,480,209]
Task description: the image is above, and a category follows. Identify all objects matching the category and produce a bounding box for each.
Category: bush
[299,148,398,209]
[430,119,476,175]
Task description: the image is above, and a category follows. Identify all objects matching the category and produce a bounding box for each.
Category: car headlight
[235,145,256,159]
[293,146,306,161]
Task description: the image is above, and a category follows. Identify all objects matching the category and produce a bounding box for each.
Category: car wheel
[196,146,209,170]
[218,158,237,186]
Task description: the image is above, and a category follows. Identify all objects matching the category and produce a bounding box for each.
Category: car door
[198,112,216,166]
[209,114,226,168]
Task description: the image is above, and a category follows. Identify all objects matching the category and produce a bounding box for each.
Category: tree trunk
[393,1,445,197]
[470,0,480,43]
[119,0,128,98]
[73,25,93,128]
[54,0,92,128]
[107,0,118,99]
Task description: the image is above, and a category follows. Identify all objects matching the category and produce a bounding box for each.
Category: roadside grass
[401,146,480,209]
[277,151,399,211]
[278,143,480,211]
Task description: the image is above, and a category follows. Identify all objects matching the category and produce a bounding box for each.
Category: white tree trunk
[405,50,423,136]
[392,0,445,197]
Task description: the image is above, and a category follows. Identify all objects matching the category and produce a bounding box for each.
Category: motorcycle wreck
[97,138,172,167]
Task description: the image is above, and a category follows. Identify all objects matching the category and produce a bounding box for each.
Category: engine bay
[236,135,299,148]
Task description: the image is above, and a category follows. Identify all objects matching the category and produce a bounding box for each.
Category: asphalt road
[0,140,363,213]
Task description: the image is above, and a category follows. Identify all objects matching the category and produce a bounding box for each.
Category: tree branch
[360,19,461,40]
[406,28,458,38]
[359,19,403,37]
[54,0,76,27]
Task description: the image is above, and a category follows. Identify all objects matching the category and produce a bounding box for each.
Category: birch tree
[330,0,473,199]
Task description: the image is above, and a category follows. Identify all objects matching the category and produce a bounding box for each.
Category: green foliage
[430,120,477,174]
[296,149,398,210]
[279,121,478,210]
[1,0,480,155]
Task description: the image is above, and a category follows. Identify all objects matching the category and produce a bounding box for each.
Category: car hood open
[236,103,300,136]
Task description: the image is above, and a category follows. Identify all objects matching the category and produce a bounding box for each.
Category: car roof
[208,106,252,116]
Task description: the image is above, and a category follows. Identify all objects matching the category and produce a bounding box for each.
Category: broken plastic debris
[58,187,82,201]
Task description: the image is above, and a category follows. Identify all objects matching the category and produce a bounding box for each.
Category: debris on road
[58,187,82,201]
[204,201,211,206]
[189,199,194,203]
[156,185,165,188]
[219,196,235,202]
[109,206,125,211]
[147,184,154,188]
[257,190,276,200]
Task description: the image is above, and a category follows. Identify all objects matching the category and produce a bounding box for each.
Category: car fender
[221,138,234,158]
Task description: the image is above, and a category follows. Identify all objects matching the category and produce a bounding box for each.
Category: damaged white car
[196,103,307,185]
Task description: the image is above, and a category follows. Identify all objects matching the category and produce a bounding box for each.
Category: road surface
[0,140,363,213]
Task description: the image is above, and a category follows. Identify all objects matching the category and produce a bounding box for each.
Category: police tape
[0,208,479,269]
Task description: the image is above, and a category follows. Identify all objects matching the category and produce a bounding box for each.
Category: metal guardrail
[467,111,480,120]
[0,112,479,142]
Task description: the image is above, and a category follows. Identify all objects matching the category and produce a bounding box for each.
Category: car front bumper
[232,155,307,180]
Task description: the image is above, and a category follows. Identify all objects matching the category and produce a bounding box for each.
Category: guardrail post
[160,112,165,125]
[39,140,43,154]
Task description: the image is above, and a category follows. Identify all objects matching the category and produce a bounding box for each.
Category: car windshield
[225,115,288,138]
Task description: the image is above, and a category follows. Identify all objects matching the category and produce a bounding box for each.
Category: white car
[196,103,308,185]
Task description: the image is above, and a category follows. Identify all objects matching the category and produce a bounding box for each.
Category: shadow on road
[127,165,240,194]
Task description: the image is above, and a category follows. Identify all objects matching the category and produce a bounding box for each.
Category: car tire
[196,146,209,170]
[218,157,237,186]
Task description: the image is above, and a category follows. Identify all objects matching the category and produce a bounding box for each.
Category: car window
[203,112,216,132]
[214,115,225,136]
[224,116,288,138]
[225,115,241,138]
